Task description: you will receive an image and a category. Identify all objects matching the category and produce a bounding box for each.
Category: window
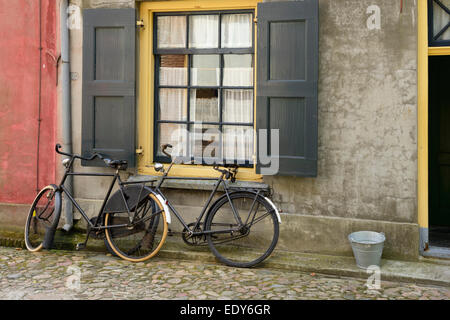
[81,1,319,177]
[153,11,255,165]
[429,0,450,46]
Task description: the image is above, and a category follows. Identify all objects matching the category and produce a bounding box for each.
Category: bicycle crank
[181,222,207,246]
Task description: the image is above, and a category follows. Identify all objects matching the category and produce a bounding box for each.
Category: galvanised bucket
[348,231,385,269]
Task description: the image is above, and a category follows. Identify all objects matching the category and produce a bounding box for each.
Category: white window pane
[223,126,253,162]
[159,55,187,86]
[223,54,253,86]
[221,14,252,48]
[158,123,187,157]
[157,16,186,48]
[159,89,187,121]
[190,124,220,160]
[189,15,219,48]
[223,90,253,123]
[190,89,219,122]
[190,55,220,86]
[433,1,450,41]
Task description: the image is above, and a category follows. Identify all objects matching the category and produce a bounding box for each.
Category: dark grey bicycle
[149,144,281,268]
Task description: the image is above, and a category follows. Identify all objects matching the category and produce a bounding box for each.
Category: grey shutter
[82,8,136,167]
[256,0,318,176]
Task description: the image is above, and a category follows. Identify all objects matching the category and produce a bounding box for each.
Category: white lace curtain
[221,14,252,48]
[157,16,186,48]
[223,90,253,162]
[159,123,186,157]
[190,93,219,122]
[223,65,253,87]
[159,89,187,121]
[223,126,254,162]
[160,67,187,86]
[189,15,219,48]
[157,14,252,49]
[223,90,253,123]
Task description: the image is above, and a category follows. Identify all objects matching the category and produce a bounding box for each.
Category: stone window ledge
[127,175,269,192]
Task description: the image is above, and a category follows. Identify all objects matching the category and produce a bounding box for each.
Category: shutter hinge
[136,148,144,155]
[253,17,258,24]
[136,20,144,28]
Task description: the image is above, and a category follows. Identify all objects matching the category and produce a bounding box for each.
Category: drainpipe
[60,0,73,232]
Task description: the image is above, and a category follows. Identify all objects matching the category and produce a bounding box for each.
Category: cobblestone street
[0,246,449,300]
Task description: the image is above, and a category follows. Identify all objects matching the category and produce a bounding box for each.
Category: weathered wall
[264,0,419,259]
[0,0,58,205]
[265,0,418,224]
[65,0,419,259]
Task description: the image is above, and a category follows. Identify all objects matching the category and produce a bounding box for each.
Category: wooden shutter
[256,0,319,176]
[82,8,136,167]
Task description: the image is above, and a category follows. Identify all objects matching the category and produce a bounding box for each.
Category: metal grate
[429,0,450,46]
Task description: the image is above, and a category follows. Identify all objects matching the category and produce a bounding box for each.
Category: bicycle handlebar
[55,143,106,162]
[159,144,237,181]
[161,144,173,158]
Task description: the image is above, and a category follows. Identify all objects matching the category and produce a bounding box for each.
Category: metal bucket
[348,231,385,269]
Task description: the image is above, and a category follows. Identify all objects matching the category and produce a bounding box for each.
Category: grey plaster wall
[264,0,418,225]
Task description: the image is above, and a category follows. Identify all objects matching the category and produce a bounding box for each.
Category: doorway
[429,55,450,249]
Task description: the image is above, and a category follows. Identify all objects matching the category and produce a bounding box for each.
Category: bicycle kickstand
[76,231,91,251]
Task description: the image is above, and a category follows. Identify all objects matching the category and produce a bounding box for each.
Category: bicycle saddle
[104,159,128,170]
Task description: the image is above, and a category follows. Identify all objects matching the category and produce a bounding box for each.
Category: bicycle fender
[263,196,282,224]
[153,193,171,224]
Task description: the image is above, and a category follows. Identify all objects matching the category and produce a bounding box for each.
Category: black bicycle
[149,144,281,268]
[24,144,169,262]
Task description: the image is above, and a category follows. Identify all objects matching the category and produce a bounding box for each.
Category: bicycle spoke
[247,211,271,227]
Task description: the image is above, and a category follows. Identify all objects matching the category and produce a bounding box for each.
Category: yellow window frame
[137,0,263,181]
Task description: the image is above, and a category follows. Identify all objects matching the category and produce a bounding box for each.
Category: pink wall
[0,0,58,204]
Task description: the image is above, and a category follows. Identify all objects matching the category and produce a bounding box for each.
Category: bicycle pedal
[75,243,86,251]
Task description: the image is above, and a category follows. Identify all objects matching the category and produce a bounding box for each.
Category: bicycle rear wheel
[205,192,279,268]
[104,193,168,262]
[24,185,61,252]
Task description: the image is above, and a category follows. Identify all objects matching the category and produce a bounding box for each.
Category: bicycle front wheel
[104,193,168,262]
[205,192,279,268]
[24,185,61,252]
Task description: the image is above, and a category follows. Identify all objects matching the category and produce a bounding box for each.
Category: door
[429,55,450,247]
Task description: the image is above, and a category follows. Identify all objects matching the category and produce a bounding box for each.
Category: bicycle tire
[205,192,279,268]
[104,193,168,262]
[24,185,62,252]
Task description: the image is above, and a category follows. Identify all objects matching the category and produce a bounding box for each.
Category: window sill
[127,174,269,192]
[137,163,262,181]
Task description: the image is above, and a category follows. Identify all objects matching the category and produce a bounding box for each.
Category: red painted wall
[0,0,58,204]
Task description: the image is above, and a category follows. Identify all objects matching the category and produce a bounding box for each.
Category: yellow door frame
[418,0,429,251]
[418,0,450,251]
[137,0,263,181]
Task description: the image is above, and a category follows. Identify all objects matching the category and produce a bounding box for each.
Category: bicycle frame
[56,157,155,232]
[153,166,261,237]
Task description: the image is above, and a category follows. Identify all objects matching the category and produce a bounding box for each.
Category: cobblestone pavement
[0,246,449,300]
